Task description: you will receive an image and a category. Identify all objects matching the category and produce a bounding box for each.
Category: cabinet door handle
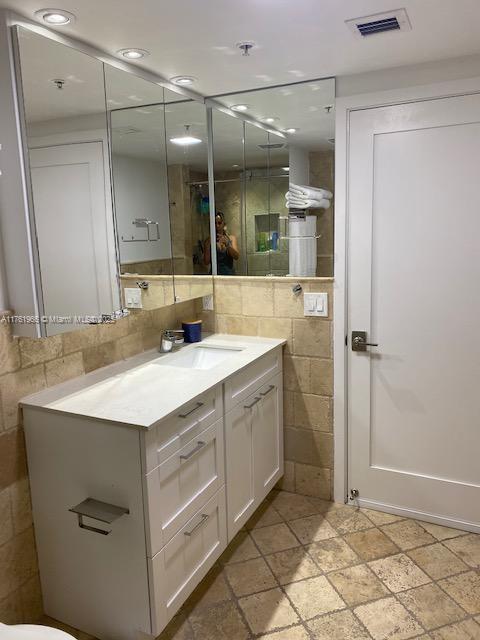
[244,397,261,410]
[180,441,206,461]
[178,401,204,418]
[260,385,275,397]
[184,513,209,536]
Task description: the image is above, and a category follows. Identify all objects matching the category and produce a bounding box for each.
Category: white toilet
[0,623,75,639]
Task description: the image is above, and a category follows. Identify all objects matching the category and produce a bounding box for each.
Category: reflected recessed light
[117,48,150,60]
[284,128,299,134]
[35,8,75,25]
[230,104,249,112]
[282,167,290,171]
[170,124,202,146]
[170,76,197,86]
[232,164,240,168]
[263,117,278,124]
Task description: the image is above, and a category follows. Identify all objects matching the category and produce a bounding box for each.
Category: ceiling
[4,0,480,96]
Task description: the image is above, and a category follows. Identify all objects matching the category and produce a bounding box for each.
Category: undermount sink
[157,344,244,370]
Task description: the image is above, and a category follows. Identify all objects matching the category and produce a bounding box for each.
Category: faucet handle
[164,329,184,342]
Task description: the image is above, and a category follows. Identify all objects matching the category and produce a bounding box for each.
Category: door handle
[352,331,378,352]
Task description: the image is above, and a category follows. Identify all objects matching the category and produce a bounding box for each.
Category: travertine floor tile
[184,565,231,612]
[265,547,321,585]
[225,557,276,597]
[189,601,249,640]
[239,587,299,634]
[381,520,436,550]
[284,575,345,620]
[417,521,469,542]
[354,596,424,640]
[429,618,480,639]
[270,491,318,520]
[287,514,337,544]
[397,583,465,630]
[220,531,261,565]
[344,528,400,561]
[307,537,359,572]
[324,506,374,534]
[250,523,300,555]
[361,509,404,526]
[307,609,370,640]
[328,563,389,606]
[407,543,469,580]
[368,553,431,592]
[258,625,310,639]
[308,497,343,515]
[444,534,480,569]
[245,501,284,530]
[438,571,480,614]
[158,612,193,639]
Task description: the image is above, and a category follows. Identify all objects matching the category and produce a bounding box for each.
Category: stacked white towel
[285,183,333,210]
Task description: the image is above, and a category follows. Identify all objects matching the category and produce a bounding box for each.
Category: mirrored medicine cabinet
[7,22,334,338]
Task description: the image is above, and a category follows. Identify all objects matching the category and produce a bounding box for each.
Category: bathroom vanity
[21,335,284,640]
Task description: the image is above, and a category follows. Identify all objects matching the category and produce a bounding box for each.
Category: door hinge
[349,488,359,501]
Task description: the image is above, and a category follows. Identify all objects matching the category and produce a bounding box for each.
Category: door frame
[333,73,480,504]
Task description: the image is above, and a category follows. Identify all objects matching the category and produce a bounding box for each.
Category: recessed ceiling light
[170,124,202,146]
[34,8,75,25]
[117,48,150,60]
[232,164,240,168]
[230,104,249,112]
[284,128,299,134]
[262,117,278,124]
[282,167,290,171]
[170,76,197,86]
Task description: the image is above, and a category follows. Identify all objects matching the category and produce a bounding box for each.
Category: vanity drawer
[145,418,225,555]
[143,385,222,473]
[224,347,282,412]
[148,487,227,635]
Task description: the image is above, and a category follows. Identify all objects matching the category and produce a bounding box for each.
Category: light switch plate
[303,292,328,317]
[124,287,143,309]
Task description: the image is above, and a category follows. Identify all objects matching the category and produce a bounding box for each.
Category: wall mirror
[163,89,213,303]
[104,66,175,309]
[208,78,335,277]
[15,27,121,335]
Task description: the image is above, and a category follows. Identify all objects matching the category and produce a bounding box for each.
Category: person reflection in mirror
[204,211,240,275]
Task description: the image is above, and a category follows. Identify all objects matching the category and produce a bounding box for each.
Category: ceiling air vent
[346,9,411,38]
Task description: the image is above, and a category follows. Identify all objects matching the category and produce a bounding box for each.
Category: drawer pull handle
[178,401,204,419]
[180,441,206,461]
[184,513,209,537]
[260,385,276,397]
[244,397,261,410]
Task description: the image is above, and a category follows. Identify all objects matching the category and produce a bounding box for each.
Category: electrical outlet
[203,294,214,311]
[303,292,328,317]
[124,287,143,309]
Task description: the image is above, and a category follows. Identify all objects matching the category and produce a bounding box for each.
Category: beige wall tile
[310,359,333,396]
[82,341,122,374]
[273,283,305,318]
[0,486,13,546]
[0,589,23,625]
[0,321,21,375]
[19,335,62,368]
[97,316,130,344]
[294,393,332,432]
[283,356,311,393]
[0,429,28,492]
[19,574,43,623]
[9,477,32,534]
[45,353,84,387]
[276,460,295,492]
[0,366,46,430]
[213,281,242,315]
[62,325,98,355]
[241,281,274,316]
[293,319,331,358]
[216,315,259,336]
[285,428,334,468]
[257,318,293,352]
[295,463,332,500]
[0,527,38,600]
[283,390,295,426]
[118,332,144,359]
[127,310,153,334]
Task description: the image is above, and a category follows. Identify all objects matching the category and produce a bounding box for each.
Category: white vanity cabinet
[21,337,284,640]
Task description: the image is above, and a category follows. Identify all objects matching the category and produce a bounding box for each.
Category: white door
[348,93,480,530]
[30,142,115,335]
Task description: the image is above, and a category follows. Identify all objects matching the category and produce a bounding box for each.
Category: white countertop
[21,334,285,430]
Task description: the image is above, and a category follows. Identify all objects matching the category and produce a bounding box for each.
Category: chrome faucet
[160,329,184,353]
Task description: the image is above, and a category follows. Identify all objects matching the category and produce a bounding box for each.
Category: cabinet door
[254,373,284,500]
[225,393,259,539]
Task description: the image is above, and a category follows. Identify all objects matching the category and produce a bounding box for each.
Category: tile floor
[44,490,480,640]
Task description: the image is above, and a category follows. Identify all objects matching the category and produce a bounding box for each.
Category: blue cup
[182,320,202,343]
